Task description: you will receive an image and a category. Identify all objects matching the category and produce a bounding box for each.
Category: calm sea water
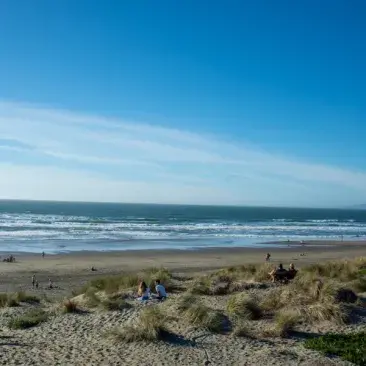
[0,200,366,253]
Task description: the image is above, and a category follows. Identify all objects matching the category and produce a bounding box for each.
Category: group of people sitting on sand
[269,263,297,283]
[137,279,167,301]
[2,254,15,263]
[31,274,54,290]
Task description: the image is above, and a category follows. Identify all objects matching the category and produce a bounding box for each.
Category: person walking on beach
[42,251,45,258]
[265,253,271,262]
[32,275,36,288]
[48,278,53,289]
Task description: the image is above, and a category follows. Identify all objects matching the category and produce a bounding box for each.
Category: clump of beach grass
[82,267,174,296]
[109,306,169,343]
[303,258,366,283]
[188,276,211,295]
[62,299,79,313]
[265,309,300,338]
[15,292,40,304]
[227,293,262,320]
[176,294,226,332]
[101,298,132,311]
[232,320,253,338]
[8,309,48,329]
[0,293,20,308]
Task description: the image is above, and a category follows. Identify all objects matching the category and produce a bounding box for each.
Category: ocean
[0,200,366,254]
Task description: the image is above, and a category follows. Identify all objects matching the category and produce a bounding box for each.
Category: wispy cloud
[0,100,365,207]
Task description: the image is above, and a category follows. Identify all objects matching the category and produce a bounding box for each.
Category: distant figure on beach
[137,281,150,301]
[35,280,39,289]
[265,253,271,262]
[155,279,167,300]
[32,275,36,288]
[91,266,97,272]
[287,263,297,279]
[42,251,45,258]
[48,278,53,289]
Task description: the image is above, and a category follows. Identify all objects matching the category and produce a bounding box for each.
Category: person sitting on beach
[269,264,287,282]
[155,279,167,300]
[287,263,298,279]
[137,281,150,301]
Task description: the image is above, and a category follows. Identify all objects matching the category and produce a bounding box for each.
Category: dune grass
[177,294,226,332]
[110,306,169,342]
[304,332,366,365]
[15,292,40,304]
[227,293,262,320]
[62,299,79,313]
[0,293,19,308]
[101,298,132,311]
[303,258,366,283]
[0,293,30,308]
[82,267,173,296]
[232,320,252,337]
[8,309,48,329]
[263,310,300,338]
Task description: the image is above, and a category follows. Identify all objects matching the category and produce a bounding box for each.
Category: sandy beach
[0,241,365,366]
[1,240,365,297]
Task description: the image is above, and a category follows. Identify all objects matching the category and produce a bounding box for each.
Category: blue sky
[0,0,365,207]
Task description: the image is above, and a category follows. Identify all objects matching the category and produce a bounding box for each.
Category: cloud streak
[0,100,365,207]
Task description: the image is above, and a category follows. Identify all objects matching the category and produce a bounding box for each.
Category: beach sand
[0,241,365,365]
[0,240,365,297]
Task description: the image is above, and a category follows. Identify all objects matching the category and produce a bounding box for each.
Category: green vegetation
[15,292,40,304]
[304,332,366,365]
[8,309,48,329]
[0,292,40,308]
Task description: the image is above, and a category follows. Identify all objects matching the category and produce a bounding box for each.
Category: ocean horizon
[0,200,365,254]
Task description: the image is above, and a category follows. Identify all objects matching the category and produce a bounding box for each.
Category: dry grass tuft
[301,302,349,324]
[188,276,211,295]
[110,306,169,342]
[177,294,226,332]
[102,298,132,311]
[62,299,79,313]
[232,320,253,338]
[227,294,262,320]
